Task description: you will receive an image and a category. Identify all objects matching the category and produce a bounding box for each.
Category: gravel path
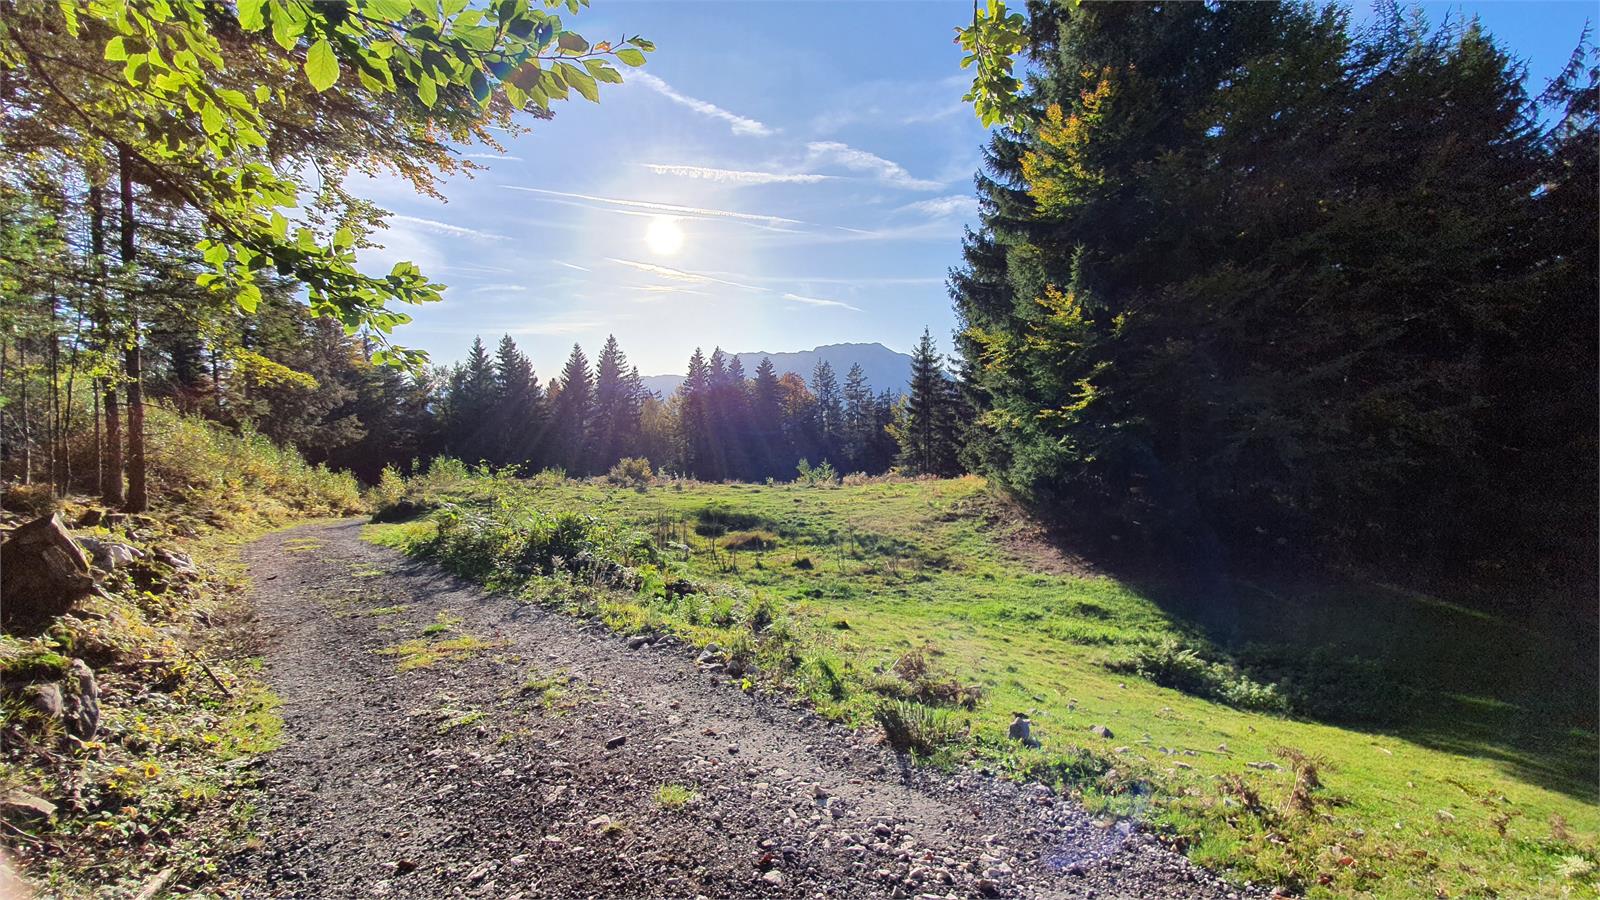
[231,520,1263,899]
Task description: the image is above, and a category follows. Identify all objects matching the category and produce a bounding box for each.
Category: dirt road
[231,520,1259,899]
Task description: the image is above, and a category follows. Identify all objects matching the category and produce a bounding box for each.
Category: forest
[0,0,1595,898]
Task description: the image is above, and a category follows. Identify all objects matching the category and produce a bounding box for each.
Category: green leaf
[255,84,271,103]
[104,36,128,61]
[557,61,597,101]
[556,32,588,53]
[200,101,224,135]
[416,74,437,107]
[236,0,267,31]
[366,0,411,18]
[236,280,261,314]
[305,39,339,91]
[615,48,645,67]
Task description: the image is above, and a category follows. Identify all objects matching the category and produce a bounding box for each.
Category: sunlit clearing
[645,215,685,255]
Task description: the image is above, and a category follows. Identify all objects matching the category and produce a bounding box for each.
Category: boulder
[153,548,197,574]
[1008,713,1041,748]
[75,508,104,528]
[0,790,56,823]
[1,515,96,635]
[23,682,63,719]
[62,659,100,739]
[76,536,144,572]
[1089,724,1113,739]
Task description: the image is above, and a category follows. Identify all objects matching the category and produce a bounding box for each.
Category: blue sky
[352,0,1594,377]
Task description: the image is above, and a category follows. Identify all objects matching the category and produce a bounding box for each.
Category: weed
[422,612,462,635]
[436,710,485,734]
[376,635,493,671]
[874,699,964,755]
[653,783,697,809]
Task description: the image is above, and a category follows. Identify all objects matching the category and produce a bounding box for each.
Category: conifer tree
[841,363,874,473]
[493,335,543,470]
[750,357,787,479]
[590,335,641,471]
[444,337,497,464]
[891,329,961,476]
[551,343,592,475]
[809,360,842,466]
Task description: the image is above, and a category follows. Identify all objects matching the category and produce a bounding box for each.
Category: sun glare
[645,215,685,255]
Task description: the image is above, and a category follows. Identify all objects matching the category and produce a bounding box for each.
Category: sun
[645,215,685,255]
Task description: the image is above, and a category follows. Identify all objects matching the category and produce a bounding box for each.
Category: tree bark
[118,146,147,514]
[90,181,123,507]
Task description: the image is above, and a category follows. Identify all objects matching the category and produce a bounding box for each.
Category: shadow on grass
[1029,519,1599,804]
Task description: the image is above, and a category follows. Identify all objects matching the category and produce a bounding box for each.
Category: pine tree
[590,335,641,471]
[892,329,961,476]
[809,360,842,467]
[551,343,592,475]
[677,348,715,480]
[750,357,787,479]
[841,363,874,473]
[493,335,543,470]
[444,336,497,464]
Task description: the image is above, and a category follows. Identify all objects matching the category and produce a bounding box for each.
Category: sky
[350,0,1595,376]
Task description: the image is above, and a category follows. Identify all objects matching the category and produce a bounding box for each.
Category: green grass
[366,470,1599,899]
[653,783,697,810]
[376,634,495,671]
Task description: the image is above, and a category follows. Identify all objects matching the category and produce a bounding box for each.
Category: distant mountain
[641,342,913,399]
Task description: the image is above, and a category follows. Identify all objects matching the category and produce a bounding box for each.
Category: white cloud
[552,260,591,272]
[782,292,861,312]
[605,258,763,291]
[469,283,529,294]
[461,152,524,162]
[641,164,832,185]
[505,186,803,230]
[804,141,943,190]
[630,72,773,137]
[390,214,507,241]
[898,195,979,219]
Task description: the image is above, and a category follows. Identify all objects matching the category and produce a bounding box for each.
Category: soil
[228,520,1267,899]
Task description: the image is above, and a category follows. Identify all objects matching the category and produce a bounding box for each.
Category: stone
[1,515,96,635]
[1007,713,1041,748]
[76,536,143,572]
[153,548,196,574]
[974,879,1001,897]
[0,790,56,822]
[23,682,63,719]
[605,735,627,750]
[1089,724,1113,739]
[74,509,103,528]
[62,659,100,739]
[759,870,784,887]
[627,635,651,650]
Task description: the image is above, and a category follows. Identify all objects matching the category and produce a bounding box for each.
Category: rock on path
[229,520,1263,899]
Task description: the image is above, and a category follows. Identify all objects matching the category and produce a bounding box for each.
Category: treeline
[425,327,965,481]
[952,2,1598,593]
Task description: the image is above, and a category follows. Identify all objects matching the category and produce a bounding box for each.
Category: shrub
[874,699,964,755]
[886,647,983,710]
[693,504,768,536]
[1110,639,1288,714]
[606,457,653,488]
[1,482,60,517]
[795,458,839,486]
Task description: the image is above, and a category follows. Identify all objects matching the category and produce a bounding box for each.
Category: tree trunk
[18,338,30,485]
[118,146,147,514]
[90,181,123,507]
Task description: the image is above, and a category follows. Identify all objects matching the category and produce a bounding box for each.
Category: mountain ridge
[640,342,913,398]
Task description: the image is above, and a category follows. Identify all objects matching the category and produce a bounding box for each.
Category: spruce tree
[841,363,874,473]
[590,335,641,472]
[809,360,842,467]
[551,343,592,475]
[444,336,497,465]
[750,357,786,479]
[493,335,542,470]
[892,329,961,477]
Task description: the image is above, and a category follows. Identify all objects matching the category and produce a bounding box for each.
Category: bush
[606,457,653,488]
[1,482,61,517]
[883,647,983,709]
[1111,639,1288,714]
[693,504,769,536]
[795,458,839,486]
[874,699,964,755]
